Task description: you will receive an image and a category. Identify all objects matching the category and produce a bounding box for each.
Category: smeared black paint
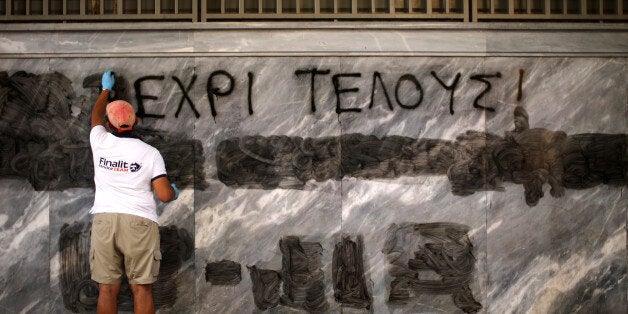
[216,106,626,206]
[248,265,282,310]
[0,71,208,191]
[382,223,482,313]
[205,260,242,285]
[248,236,328,311]
[280,236,328,312]
[59,222,193,312]
[332,236,372,309]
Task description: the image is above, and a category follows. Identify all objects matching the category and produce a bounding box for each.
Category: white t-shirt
[90,125,167,223]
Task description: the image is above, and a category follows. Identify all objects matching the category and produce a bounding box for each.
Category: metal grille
[0,0,625,21]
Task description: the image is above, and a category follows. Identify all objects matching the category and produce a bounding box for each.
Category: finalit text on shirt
[99,157,130,172]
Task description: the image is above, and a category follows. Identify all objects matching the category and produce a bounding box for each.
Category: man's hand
[102,70,115,91]
[91,70,114,128]
[170,183,180,200]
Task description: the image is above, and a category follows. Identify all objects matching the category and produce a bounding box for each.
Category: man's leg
[97,283,120,314]
[130,284,155,314]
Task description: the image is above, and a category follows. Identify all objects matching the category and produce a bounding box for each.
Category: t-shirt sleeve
[89,125,108,150]
[152,151,168,181]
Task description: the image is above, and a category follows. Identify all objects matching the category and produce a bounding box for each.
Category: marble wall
[0,23,626,313]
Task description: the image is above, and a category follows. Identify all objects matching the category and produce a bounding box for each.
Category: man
[89,70,179,314]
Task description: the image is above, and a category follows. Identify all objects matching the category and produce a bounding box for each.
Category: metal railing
[0,0,625,22]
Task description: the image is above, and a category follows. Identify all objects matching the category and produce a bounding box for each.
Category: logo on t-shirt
[130,163,141,172]
[99,157,141,173]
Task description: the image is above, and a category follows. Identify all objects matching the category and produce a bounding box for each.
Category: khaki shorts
[90,213,161,285]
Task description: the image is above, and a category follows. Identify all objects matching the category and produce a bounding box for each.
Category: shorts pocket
[151,250,162,277]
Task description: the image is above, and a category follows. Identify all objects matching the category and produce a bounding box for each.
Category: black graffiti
[332,236,372,309]
[295,68,331,113]
[383,223,482,313]
[207,70,235,119]
[215,106,627,206]
[431,71,461,115]
[333,73,362,114]
[173,75,200,118]
[111,68,520,119]
[135,75,166,119]
[205,260,242,285]
[517,69,525,101]
[469,72,501,112]
[395,74,424,109]
[296,67,514,115]
[369,71,394,111]
[0,71,208,191]
[59,222,193,312]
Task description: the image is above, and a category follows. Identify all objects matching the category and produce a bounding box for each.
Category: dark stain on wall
[248,265,282,310]
[0,71,208,191]
[332,235,372,309]
[382,223,482,313]
[205,260,242,285]
[216,106,626,206]
[280,236,328,312]
[247,236,328,311]
[59,221,193,312]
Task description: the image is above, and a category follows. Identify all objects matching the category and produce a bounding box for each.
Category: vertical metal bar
[26,0,30,15]
[80,0,85,15]
[562,0,567,14]
[427,0,432,14]
[445,0,450,13]
[618,0,623,16]
[175,0,179,13]
[599,0,603,15]
[277,0,281,13]
[101,0,105,14]
[6,0,10,16]
[258,0,262,13]
[296,0,300,13]
[221,0,225,14]
[464,0,470,21]
[315,0,320,13]
[334,0,337,13]
[352,0,356,13]
[43,0,48,15]
[544,0,550,15]
[193,0,197,21]
[63,0,67,14]
[580,0,586,14]
[138,0,141,14]
[239,0,243,13]
[526,0,531,13]
[117,0,122,14]
[370,0,374,13]
[389,0,395,13]
[155,0,159,14]
[508,0,514,14]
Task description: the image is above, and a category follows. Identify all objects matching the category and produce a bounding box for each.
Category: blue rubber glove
[170,183,180,201]
[102,70,115,91]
